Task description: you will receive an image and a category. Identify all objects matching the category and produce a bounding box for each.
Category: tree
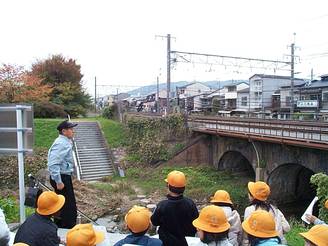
[31,54,83,86]
[31,55,91,117]
[0,64,52,103]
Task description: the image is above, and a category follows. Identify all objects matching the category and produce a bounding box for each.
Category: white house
[249,74,305,112]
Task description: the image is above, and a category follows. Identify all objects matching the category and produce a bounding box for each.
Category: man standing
[48,120,78,229]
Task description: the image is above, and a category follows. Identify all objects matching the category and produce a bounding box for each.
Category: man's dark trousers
[50,174,77,229]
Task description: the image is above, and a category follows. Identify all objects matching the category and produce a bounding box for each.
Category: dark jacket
[114,234,163,246]
[14,213,60,246]
[151,194,199,246]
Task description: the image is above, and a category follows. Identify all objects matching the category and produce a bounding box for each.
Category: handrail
[28,174,100,226]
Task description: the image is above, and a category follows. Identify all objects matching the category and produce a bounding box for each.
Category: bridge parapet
[188,116,328,150]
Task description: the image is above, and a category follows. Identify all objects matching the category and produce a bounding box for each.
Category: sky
[0,0,328,97]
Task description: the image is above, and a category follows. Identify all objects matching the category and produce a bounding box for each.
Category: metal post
[290,43,295,117]
[16,105,26,223]
[167,34,171,113]
[94,77,97,113]
[157,76,159,113]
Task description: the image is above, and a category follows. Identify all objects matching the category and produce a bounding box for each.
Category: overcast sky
[1,0,328,96]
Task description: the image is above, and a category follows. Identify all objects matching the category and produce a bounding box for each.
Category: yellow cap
[210,190,233,204]
[192,205,230,233]
[300,225,328,246]
[248,181,270,201]
[125,206,151,233]
[165,170,186,188]
[13,244,30,246]
[325,200,328,209]
[242,210,278,238]
[36,191,65,216]
[66,224,104,246]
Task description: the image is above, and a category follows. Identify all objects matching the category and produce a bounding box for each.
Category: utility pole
[167,34,171,113]
[311,68,314,82]
[156,76,159,113]
[94,77,97,113]
[290,43,295,116]
[116,88,121,122]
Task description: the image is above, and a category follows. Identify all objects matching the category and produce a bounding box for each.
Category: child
[242,210,286,246]
[151,170,199,246]
[14,191,65,246]
[305,199,328,225]
[115,206,162,246]
[210,190,241,246]
[192,205,232,246]
[299,224,328,246]
[243,181,290,245]
[66,223,105,246]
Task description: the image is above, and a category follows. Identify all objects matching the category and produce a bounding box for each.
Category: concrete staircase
[73,121,114,181]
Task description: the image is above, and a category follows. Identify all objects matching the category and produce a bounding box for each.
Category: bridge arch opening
[218,151,255,179]
[267,163,316,217]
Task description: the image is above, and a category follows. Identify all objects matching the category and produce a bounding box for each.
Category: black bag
[25,186,43,208]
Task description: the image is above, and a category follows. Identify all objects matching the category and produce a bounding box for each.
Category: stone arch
[218,151,255,179]
[267,163,316,217]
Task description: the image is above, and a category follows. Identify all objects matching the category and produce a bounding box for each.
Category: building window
[286,96,292,106]
[310,94,318,100]
[228,86,235,92]
[322,92,328,102]
[241,97,247,106]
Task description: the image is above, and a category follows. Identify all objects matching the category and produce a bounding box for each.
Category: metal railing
[188,116,328,148]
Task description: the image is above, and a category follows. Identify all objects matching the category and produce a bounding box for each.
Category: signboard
[296,100,318,108]
[0,105,34,154]
[0,104,34,223]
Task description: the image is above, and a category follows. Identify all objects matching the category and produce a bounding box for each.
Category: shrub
[33,101,67,118]
[310,173,328,222]
[102,104,118,119]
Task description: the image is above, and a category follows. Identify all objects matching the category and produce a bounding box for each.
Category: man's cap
[210,190,233,205]
[165,170,186,188]
[299,225,328,246]
[242,210,278,238]
[13,244,30,246]
[36,191,65,216]
[57,120,78,131]
[125,205,151,233]
[66,224,105,246]
[192,205,230,233]
[248,181,271,201]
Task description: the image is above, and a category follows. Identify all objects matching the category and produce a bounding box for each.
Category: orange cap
[165,170,186,188]
[192,205,230,233]
[125,206,151,233]
[210,190,233,204]
[325,200,328,209]
[242,210,278,238]
[66,224,105,246]
[248,181,270,201]
[36,191,65,216]
[300,225,328,246]
[13,244,30,246]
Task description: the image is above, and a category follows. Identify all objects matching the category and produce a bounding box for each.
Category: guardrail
[188,116,328,149]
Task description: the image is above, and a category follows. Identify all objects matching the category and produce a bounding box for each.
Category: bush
[102,104,118,119]
[34,101,67,118]
[310,173,328,222]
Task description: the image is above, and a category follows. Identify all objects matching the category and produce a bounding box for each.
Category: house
[279,74,328,120]
[235,87,250,114]
[249,74,305,114]
[176,82,212,111]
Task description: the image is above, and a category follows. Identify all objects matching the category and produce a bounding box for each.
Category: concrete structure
[236,88,249,113]
[166,116,328,212]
